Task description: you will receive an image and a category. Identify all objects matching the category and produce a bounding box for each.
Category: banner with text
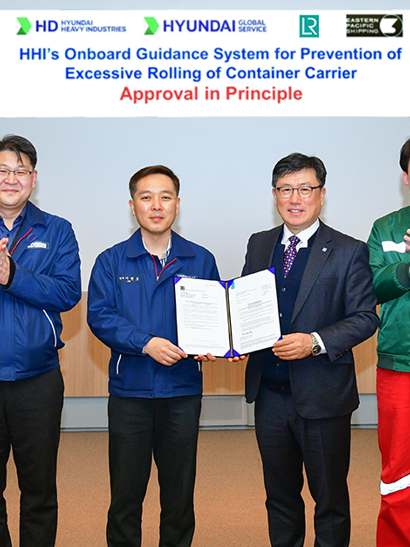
[0,10,406,117]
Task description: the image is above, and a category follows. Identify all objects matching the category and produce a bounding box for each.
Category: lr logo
[300,15,319,37]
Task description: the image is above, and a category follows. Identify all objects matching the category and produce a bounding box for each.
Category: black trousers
[0,367,64,547]
[255,383,351,547]
[107,394,202,547]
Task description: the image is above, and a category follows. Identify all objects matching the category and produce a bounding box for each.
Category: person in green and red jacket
[368,137,410,547]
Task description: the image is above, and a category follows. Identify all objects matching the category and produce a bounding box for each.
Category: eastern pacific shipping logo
[346,14,403,37]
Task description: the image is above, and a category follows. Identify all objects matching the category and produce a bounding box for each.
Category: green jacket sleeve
[367,221,410,304]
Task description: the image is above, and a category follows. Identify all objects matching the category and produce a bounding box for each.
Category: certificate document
[174,268,281,357]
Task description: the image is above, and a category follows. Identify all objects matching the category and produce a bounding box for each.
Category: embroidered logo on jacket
[382,241,406,253]
[27,241,49,250]
[118,276,140,283]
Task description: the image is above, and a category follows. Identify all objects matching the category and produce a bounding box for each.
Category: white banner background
[0,10,407,117]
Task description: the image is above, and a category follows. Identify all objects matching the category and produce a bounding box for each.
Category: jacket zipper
[150,255,177,281]
[9,228,33,256]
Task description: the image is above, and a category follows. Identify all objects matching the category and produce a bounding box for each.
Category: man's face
[0,150,37,216]
[129,173,180,238]
[273,168,326,234]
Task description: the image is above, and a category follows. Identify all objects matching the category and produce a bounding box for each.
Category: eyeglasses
[0,168,33,180]
[275,185,322,199]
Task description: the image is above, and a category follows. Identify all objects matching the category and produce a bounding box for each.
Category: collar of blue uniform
[127,229,197,260]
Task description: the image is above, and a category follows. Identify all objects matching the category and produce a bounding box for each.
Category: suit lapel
[259,226,282,271]
[291,222,333,324]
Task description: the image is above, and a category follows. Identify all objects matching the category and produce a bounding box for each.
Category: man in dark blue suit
[242,153,378,547]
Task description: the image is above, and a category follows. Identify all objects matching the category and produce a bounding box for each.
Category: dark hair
[129,165,180,197]
[399,138,410,173]
[0,134,37,168]
[272,153,327,188]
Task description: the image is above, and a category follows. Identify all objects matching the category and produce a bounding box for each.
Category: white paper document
[174,268,281,357]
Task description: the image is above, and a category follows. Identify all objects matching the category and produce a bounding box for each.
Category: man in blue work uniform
[0,134,81,547]
[87,165,219,547]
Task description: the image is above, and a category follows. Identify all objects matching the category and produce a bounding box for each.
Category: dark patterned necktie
[283,235,300,278]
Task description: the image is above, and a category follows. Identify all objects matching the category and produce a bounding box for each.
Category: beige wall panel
[59,293,378,397]
[60,296,109,397]
[353,333,378,394]
[202,358,247,396]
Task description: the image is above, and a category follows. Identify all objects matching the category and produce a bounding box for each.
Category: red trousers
[377,368,410,547]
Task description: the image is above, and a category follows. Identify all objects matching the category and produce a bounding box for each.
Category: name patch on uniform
[118,276,140,283]
[382,240,406,253]
[27,241,49,250]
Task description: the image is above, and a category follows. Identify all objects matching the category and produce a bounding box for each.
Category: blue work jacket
[0,201,81,381]
[87,229,220,398]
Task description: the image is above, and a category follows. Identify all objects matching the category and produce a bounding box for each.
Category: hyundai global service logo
[144,17,267,34]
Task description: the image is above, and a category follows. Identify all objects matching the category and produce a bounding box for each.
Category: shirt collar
[142,234,172,267]
[0,205,27,230]
[281,219,320,250]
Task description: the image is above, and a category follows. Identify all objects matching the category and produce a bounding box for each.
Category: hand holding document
[174,268,281,358]
[193,353,217,363]
[144,337,188,366]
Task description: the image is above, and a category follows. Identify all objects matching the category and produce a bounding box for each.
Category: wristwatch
[311,333,321,356]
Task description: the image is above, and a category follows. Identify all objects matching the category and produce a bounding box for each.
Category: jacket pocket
[42,310,57,347]
[14,304,60,373]
[116,354,122,375]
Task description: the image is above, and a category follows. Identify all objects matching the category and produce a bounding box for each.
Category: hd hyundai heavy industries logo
[17,17,32,35]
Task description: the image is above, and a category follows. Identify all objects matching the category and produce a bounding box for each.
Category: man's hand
[273,333,312,360]
[144,337,188,366]
[227,355,248,363]
[404,229,410,252]
[194,353,217,363]
[0,238,10,286]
